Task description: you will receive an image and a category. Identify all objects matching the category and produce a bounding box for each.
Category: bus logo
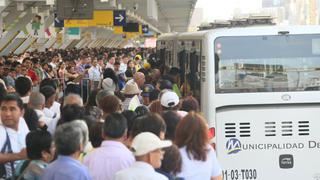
[279,154,294,169]
[226,138,242,154]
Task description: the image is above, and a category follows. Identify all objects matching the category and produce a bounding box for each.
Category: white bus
[157,26,320,180]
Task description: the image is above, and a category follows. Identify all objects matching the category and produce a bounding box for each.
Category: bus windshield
[215,34,320,93]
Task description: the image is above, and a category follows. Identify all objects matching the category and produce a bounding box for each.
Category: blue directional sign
[54,13,64,28]
[142,24,149,34]
[113,10,126,26]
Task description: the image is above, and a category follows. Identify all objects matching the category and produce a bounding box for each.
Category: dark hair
[15,77,32,97]
[135,105,149,117]
[99,95,121,114]
[24,107,40,131]
[161,111,181,141]
[40,85,56,101]
[159,79,173,90]
[103,113,127,138]
[86,89,99,107]
[103,68,118,84]
[26,130,52,160]
[169,67,180,76]
[160,145,182,175]
[131,113,166,138]
[175,112,209,161]
[1,93,24,110]
[57,104,86,126]
[121,110,137,137]
[149,100,163,114]
[40,78,57,90]
[89,121,103,148]
[0,83,7,104]
[181,96,200,112]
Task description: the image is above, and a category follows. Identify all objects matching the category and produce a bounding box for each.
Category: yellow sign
[57,33,63,44]
[64,11,114,27]
[113,26,123,34]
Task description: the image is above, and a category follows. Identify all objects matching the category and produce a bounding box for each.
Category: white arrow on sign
[115,14,124,22]
[143,27,148,32]
[55,17,60,23]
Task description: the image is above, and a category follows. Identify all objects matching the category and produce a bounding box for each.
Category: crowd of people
[0,47,222,180]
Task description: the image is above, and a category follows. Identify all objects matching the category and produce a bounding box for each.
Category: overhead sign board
[142,24,149,34]
[113,10,126,26]
[64,10,113,27]
[54,13,64,28]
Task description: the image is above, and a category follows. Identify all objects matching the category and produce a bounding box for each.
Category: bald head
[29,92,45,110]
[63,94,83,107]
[133,72,145,88]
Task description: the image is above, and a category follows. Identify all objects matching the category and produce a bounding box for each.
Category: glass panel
[215,35,320,93]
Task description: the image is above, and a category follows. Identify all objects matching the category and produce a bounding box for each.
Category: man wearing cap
[160,90,188,118]
[141,84,155,106]
[122,81,141,111]
[115,132,171,180]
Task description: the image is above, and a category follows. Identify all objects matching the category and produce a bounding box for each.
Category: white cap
[131,132,172,156]
[160,91,179,108]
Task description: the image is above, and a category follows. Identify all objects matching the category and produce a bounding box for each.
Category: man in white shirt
[0,94,28,179]
[115,132,172,180]
[88,59,102,90]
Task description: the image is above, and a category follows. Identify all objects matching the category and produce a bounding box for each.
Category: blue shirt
[41,155,92,180]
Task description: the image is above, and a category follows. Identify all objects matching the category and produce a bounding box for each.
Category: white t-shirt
[115,161,168,180]
[0,122,29,175]
[177,145,222,180]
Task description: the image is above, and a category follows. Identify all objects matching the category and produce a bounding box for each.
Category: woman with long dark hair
[101,68,118,92]
[175,112,222,180]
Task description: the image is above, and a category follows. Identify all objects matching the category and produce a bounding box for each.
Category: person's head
[23,107,41,131]
[55,120,89,156]
[132,132,172,169]
[86,89,99,107]
[148,100,163,114]
[168,67,180,83]
[135,105,149,117]
[127,60,135,68]
[161,111,181,141]
[40,85,56,108]
[157,79,173,91]
[151,69,161,83]
[26,130,54,163]
[103,113,127,140]
[99,95,122,116]
[22,58,32,69]
[103,68,118,84]
[181,96,200,112]
[92,59,98,67]
[58,105,86,126]
[160,90,180,111]
[121,110,137,138]
[15,76,32,97]
[108,56,115,65]
[0,94,24,130]
[175,112,209,161]
[114,61,120,72]
[40,78,58,91]
[63,93,83,107]
[89,121,103,148]
[95,90,114,107]
[160,145,182,175]
[28,92,45,110]
[133,72,145,88]
[122,82,140,98]
[141,84,154,106]
[131,113,166,140]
